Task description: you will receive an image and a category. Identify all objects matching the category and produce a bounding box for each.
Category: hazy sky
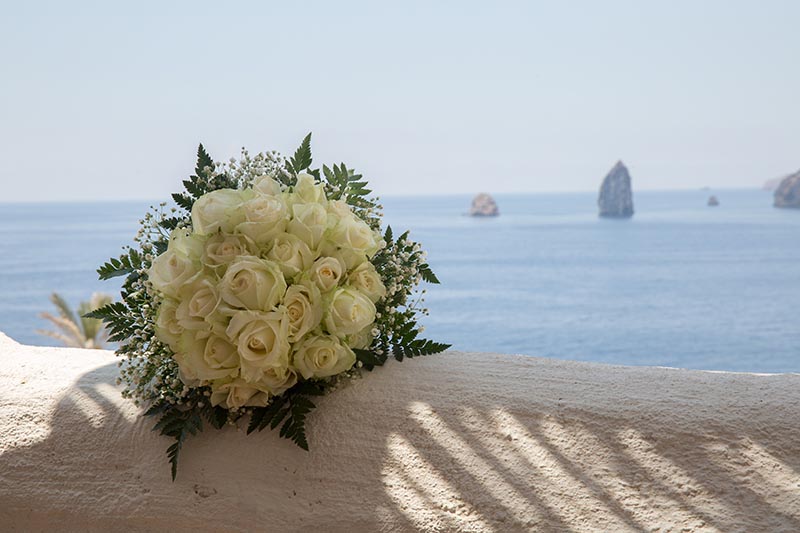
[1,0,798,202]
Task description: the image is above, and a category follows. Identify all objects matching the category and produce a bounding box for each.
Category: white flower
[252,175,281,196]
[191,189,249,236]
[308,256,345,293]
[202,233,253,269]
[292,334,356,379]
[347,325,374,350]
[174,333,239,385]
[287,202,328,251]
[324,286,376,337]
[153,298,183,350]
[348,262,387,302]
[320,213,380,269]
[256,365,298,397]
[282,282,323,342]
[219,256,287,311]
[147,230,203,298]
[235,194,288,245]
[266,232,314,279]
[174,277,222,335]
[226,310,290,382]
[210,378,269,409]
[287,173,327,206]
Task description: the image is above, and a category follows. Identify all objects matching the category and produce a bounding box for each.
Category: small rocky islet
[597,160,634,218]
[469,193,499,217]
[773,170,800,209]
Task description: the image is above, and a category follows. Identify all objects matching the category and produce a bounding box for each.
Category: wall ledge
[2,334,799,531]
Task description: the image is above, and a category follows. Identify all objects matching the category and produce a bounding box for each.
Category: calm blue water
[1,190,798,372]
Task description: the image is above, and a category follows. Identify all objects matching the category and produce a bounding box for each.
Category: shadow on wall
[2,360,800,532]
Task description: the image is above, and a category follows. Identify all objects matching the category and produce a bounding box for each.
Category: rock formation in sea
[707,195,719,207]
[469,193,499,217]
[598,161,634,218]
[773,170,800,208]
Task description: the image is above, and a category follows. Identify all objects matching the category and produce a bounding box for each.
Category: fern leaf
[195,143,214,178]
[419,263,440,284]
[289,133,313,174]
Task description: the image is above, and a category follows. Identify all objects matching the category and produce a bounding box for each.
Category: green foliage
[246,380,327,450]
[287,133,313,175]
[354,348,389,371]
[84,301,137,343]
[172,144,237,213]
[322,163,373,207]
[153,406,203,481]
[97,249,144,280]
[418,264,440,284]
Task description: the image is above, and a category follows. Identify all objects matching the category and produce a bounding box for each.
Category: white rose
[202,233,253,269]
[292,334,356,379]
[326,199,352,222]
[252,175,281,196]
[175,333,239,385]
[226,310,290,382]
[320,213,380,269]
[219,257,287,311]
[191,189,249,236]
[282,282,323,342]
[256,365,298,397]
[267,233,314,279]
[324,286,376,337]
[210,378,269,409]
[174,277,224,336]
[347,326,374,350]
[308,256,345,293]
[235,194,288,245]
[348,262,387,302]
[154,298,183,350]
[287,202,328,251]
[287,173,327,206]
[148,230,203,298]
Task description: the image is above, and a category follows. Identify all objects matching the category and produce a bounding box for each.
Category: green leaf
[393,339,451,361]
[154,408,204,481]
[96,250,143,280]
[289,133,313,174]
[247,407,267,435]
[203,404,228,430]
[419,263,440,284]
[195,143,214,178]
[172,192,194,211]
[83,301,136,342]
[259,397,288,432]
[354,349,389,371]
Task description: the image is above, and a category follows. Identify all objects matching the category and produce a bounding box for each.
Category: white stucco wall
[1,331,799,532]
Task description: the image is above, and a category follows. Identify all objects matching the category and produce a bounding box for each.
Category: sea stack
[707,195,719,207]
[598,161,634,218]
[774,170,800,208]
[469,193,499,217]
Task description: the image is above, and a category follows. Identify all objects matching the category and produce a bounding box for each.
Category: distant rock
[773,170,800,208]
[598,161,634,218]
[763,176,785,191]
[469,193,499,217]
[707,195,719,207]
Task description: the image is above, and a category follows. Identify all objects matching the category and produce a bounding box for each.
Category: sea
[1,189,798,373]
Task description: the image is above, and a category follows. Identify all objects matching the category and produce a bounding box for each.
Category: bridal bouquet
[90,135,448,479]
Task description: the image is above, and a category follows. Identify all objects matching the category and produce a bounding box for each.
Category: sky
[1,0,799,202]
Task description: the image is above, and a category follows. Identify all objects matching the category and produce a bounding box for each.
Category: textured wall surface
[1,331,799,532]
